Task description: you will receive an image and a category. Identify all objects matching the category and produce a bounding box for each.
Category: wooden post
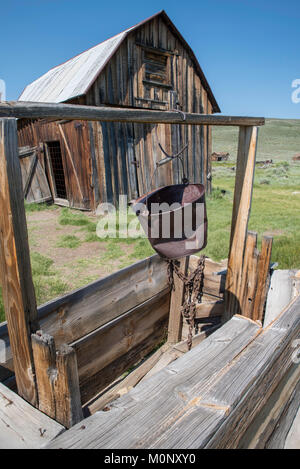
[253,236,273,322]
[54,344,83,428]
[239,231,260,318]
[0,118,39,405]
[32,332,83,428]
[167,257,189,344]
[224,126,258,322]
[32,333,57,419]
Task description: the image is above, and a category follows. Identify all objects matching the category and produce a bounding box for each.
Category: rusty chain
[167,255,206,350]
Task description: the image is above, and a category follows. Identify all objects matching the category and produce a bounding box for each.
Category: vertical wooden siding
[18,15,214,209]
[86,15,213,204]
[18,119,93,209]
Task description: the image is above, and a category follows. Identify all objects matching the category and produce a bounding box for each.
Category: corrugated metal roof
[18,11,220,112]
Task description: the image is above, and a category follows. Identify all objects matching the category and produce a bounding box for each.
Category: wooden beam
[0,118,38,405]
[224,126,258,321]
[32,332,83,428]
[195,300,224,318]
[167,257,189,344]
[0,101,265,126]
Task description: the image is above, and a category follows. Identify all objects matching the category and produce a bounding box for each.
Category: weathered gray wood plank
[238,364,300,448]
[283,401,300,449]
[85,323,220,415]
[264,270,298,327]
[0,383,64,449]
[73,288,170,404]
[85,345,168,415]
[47,296,300,449]
[0,254,169,378]
[41,254,168,344]
[203,297,300,448]
[47,316,260,448]
[189,255,226,298]
[142,323,220,382]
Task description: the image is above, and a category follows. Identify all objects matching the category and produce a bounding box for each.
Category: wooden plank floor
[0,383,64,448]
[47,295,300,449]
[47,315,261,449]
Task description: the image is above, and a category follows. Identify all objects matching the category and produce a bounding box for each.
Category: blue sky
[1,0,299,118]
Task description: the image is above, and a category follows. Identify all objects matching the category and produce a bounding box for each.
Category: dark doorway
[47,141,67,199]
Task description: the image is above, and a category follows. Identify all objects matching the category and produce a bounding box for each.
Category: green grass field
[0,118,299,323]
[207,118,300,267]
[203,161,300,268]
[212,118,300,162]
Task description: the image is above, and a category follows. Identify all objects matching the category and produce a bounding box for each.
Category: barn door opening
[45,141,69,205]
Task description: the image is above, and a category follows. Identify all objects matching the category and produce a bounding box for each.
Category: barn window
[143,50,170,86]
[47,141,67,200]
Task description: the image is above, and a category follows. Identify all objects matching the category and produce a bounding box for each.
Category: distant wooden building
[18,10,220,210]
[211,152,230,162]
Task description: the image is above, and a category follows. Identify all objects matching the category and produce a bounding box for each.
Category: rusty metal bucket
[131,183,207,259]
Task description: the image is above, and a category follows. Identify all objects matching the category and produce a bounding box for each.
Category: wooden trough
[0,102,299,449]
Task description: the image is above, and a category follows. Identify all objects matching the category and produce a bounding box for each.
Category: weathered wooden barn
[17,10,220,210]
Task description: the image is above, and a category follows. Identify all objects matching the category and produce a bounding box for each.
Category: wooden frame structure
[0,102,298,448]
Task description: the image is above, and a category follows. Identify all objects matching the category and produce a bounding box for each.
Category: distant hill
[212,119,300,161]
